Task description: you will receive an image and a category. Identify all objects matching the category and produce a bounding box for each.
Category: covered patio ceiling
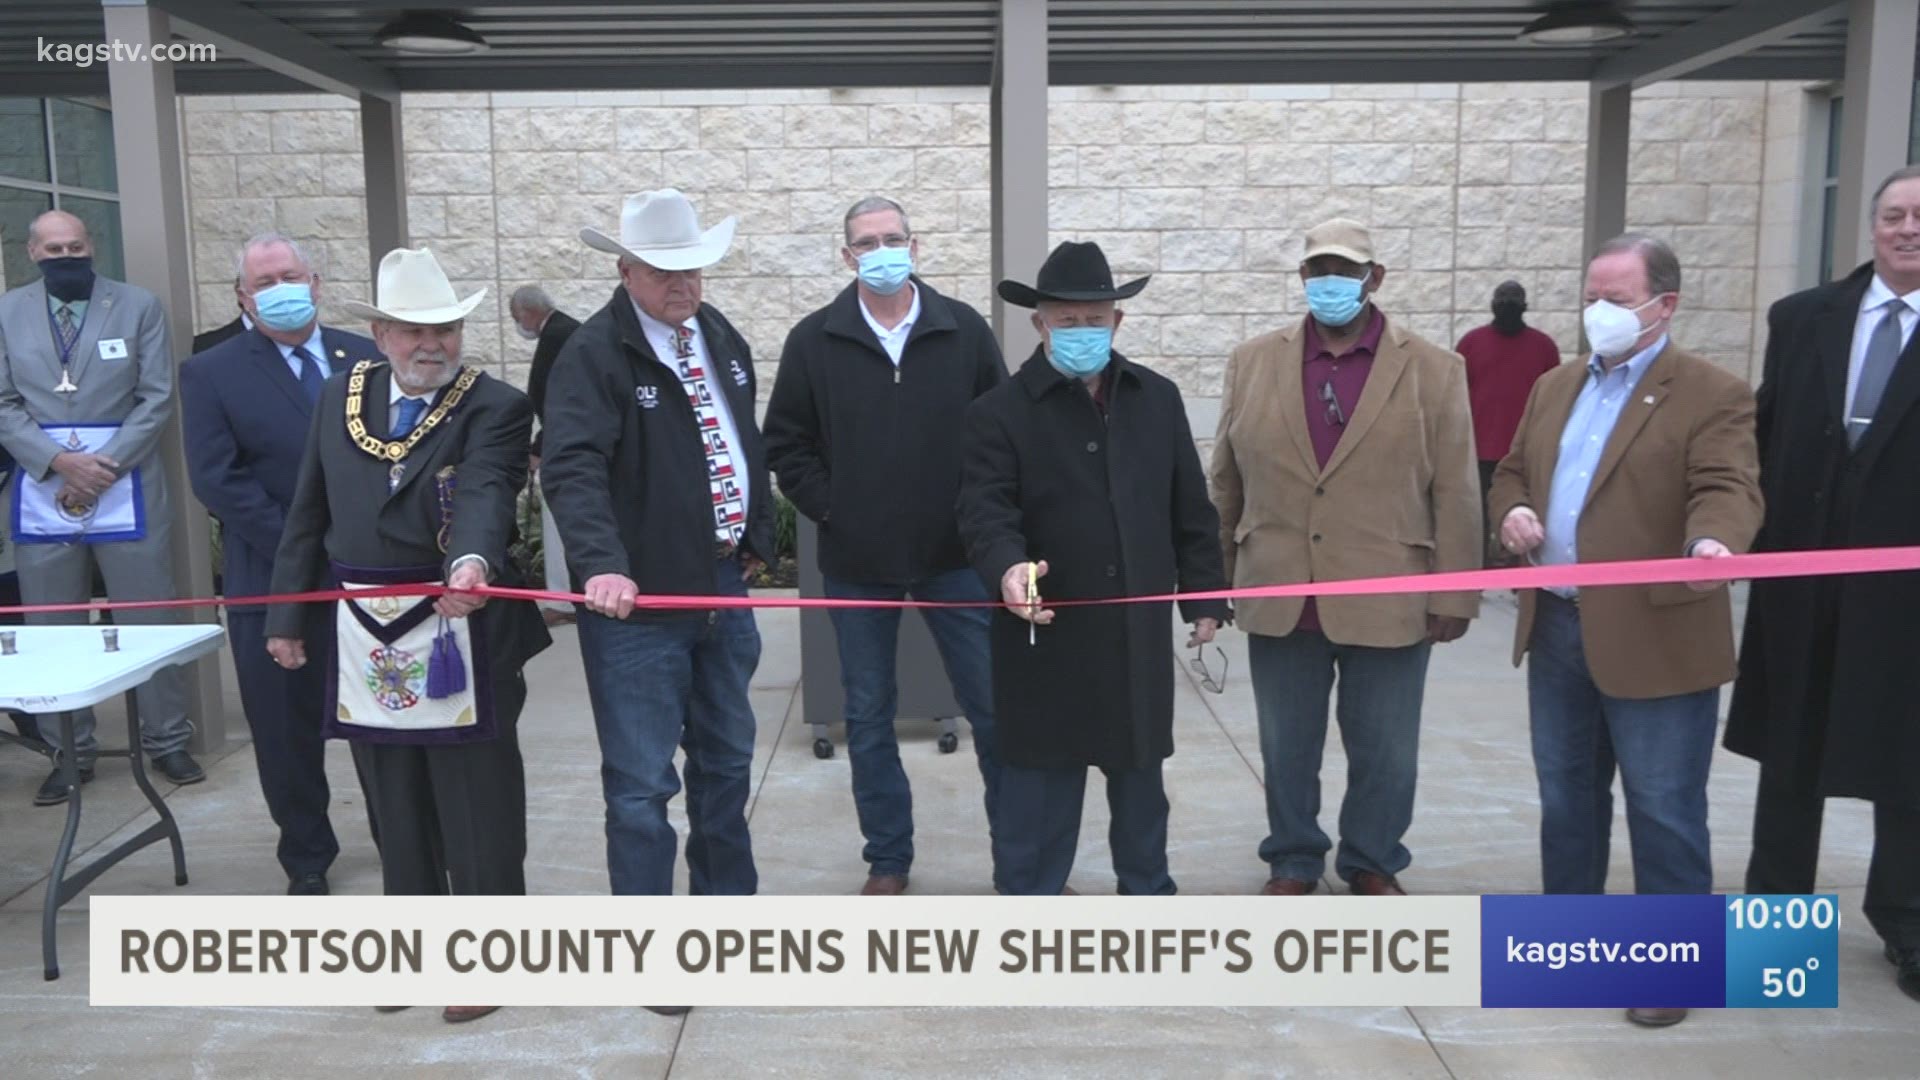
[0,0,1880,98]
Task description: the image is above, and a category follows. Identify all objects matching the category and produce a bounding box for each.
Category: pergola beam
[125,0,401,100]
[1591,0,1846,89]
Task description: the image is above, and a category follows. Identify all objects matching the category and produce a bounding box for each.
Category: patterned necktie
[291,344,325,403]
[669,324,746,547]
[55,304,78,355]
[1849,297,1910,449]
[392,396,427,439]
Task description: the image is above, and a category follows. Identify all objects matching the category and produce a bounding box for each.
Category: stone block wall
[177,80,1803,419]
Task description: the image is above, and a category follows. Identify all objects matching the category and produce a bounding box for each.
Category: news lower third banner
[89,894,1838,1008]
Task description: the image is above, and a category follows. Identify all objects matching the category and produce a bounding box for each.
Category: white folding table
[0,624,225,979]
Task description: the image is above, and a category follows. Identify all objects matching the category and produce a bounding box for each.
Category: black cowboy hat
[996,240,1151,308]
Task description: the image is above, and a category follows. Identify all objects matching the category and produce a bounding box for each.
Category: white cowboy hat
[579,188,736,271]
[340,247,487,325]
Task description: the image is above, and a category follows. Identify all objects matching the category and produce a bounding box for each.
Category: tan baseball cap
[1302,218,1375,265]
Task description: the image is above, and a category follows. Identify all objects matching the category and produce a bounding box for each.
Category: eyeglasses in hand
[1188,643,1229,695]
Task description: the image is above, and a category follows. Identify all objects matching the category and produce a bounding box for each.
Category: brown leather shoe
[860,874,909,896]
[1627,1007,1688,1027]
[1261,877,1319,896]
[442,1005,500,1023]
[1350,871,1407,896]
[645,1005,691,1017]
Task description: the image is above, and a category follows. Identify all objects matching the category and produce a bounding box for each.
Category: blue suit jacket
[180,325,381,605]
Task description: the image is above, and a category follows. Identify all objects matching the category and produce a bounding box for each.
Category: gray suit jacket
[0,276,175,518]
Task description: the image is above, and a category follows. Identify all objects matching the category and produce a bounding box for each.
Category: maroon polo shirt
[1456,323,1561,462]
[1296,308,1384,634]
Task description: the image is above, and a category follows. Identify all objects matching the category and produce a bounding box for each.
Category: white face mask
[1582,295,1667,359]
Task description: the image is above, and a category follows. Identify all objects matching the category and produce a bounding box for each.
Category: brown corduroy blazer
[1209,313,1482,647]
[1489,340,1763,699]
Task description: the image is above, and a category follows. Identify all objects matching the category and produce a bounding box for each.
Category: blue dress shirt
[1539,334,1667,598]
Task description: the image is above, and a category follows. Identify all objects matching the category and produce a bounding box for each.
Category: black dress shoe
[644,1005,691,1016]
[1887,943,1920,1003]
[152,751,205,785]
[34,761,96,806]
[287,872,330,896]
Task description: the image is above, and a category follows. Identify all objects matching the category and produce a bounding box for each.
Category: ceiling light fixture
[1519,3,1637,45]
[375,12,490,56]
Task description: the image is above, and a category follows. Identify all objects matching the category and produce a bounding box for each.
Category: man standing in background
[766,195,1006,896]
[509,284,581,626]
[1457,281,1561,566]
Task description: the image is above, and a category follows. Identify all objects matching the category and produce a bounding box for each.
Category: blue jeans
[578,558,761,896]
[1527,593,1718,895]
[824,567,999,878]
[1249,630,1432,885]
[993,760,1174,896]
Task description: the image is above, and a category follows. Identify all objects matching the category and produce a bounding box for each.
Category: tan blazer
[1489,341,1762,699]
[1210,313,1482,648]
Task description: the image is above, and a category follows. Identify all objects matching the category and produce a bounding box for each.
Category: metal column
[1833,0,1920,271]
[360,93,409,279]
[102,0,227,751]
[990,0,1049,364]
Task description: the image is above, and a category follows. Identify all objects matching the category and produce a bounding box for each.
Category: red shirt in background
[1456,323,1562,462]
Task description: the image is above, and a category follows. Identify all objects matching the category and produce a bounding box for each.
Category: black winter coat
[957,349,1229,771]
[1725,262,1920,806]
[764,279,1005,586]
[540,290,773,619]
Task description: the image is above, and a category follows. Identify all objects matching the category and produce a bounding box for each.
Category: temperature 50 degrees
[1762,957,1821,998]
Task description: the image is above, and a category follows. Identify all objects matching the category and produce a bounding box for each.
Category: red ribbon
[2,546,1918,617]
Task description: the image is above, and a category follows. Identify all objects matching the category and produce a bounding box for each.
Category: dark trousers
[1478,459,1504,567]
[824,567,1000,879]
[350,672,528,896]
[228,610,341,879]
[1747,765,1920,950]
[993,760,1175,896]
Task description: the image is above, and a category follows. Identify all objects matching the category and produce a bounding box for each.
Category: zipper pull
[894,367,902,385]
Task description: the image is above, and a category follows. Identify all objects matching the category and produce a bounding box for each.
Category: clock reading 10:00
[1729,895,1837,932]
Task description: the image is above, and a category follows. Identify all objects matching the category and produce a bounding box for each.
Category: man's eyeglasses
[847,234,911,254]
[1189,643,1229,695]
[1320,380,1346,427]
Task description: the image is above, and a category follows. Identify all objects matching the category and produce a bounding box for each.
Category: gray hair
[1593,232,1682,296]
[1872,164,1920,216]
[843,196,911,244]
[509,284,554,313]
[233,231,313,284]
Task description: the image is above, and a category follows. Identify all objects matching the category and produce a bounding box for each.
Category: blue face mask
[252,280,316,332]
[1045,325,1113,378]
[1303,273,1368,328]
[856,246,913,296]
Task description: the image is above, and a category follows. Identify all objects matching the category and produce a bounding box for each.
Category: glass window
[50,99,115,193]
[0,186,53,288]
[0,98,121,290]
[61,195,122,281]
[0,97,50,183]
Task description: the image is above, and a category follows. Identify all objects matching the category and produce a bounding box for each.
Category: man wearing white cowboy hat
[544,190,772,926]
[267,246,550,1024]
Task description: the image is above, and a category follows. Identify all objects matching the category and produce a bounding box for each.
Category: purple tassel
[426,618,466,700]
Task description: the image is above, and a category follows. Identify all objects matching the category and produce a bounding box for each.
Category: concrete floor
[0,590,1911,1079]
